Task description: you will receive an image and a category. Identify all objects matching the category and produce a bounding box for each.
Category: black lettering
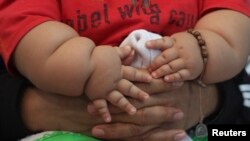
[135,5,141,15]
[142,5,151,15]
[168,10,177,25]
[149,4,161,24]
[190,14,196,27]
[117,5,134,20]
[176,11,185,27]
[77,10,88,33]
[168,10,196,27]
[103,4,110,24]
[91,12,101,28]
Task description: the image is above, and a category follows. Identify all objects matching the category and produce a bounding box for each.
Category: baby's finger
[164,69,190,82]
[149,47,179,73]
[146,36,174,50]
[93,99,112,123]
[122,66,152,82]
[107,90,137,115]
[117,79,149,101]
[115,46,132,59]
[122,49,135,65]
[151,59,184,78]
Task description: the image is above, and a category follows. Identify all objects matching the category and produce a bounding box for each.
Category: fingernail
[164,76,170,81]
[173,112,184,121]
[104,116,111,123]
[93,128,105,137]
[174,132,187,141]
[142,93,149,100]
[129,107,137,115]
[151,72,157,78]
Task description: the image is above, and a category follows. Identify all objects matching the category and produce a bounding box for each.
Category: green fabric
[35,131,101,141]
[192,135,208,141]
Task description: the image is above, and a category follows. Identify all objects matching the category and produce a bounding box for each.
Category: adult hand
[91,105,187,141]
[20,86,184,139]
[21,80,218,141]
[21,87,101,135]
[89,80,219,141]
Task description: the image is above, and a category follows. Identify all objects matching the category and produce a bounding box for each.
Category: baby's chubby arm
[14,21,90,96]
[13,21,151,98]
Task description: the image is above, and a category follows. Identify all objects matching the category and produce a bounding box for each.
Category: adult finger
[91,123,154,139]
[141,128,188,141]
[112,106,184,126]
[108,128,188,141]
[88,105,184,127]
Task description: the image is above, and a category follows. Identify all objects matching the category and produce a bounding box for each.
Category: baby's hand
[147,33,203,83]
[93,78,150,123]
[92,46,152,123]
